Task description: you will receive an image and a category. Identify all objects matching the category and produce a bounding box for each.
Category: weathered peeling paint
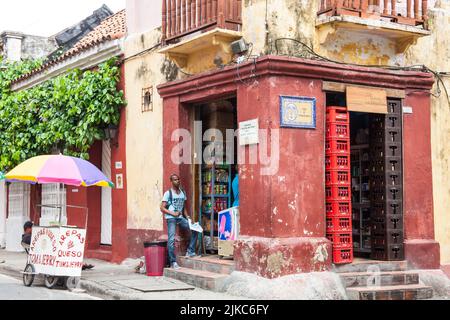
[124,29,167,230]
[313,244,329,263]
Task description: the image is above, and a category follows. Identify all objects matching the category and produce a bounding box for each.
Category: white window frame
[40,183,67,226]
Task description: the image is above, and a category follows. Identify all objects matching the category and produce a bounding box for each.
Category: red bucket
[144,241,167,276]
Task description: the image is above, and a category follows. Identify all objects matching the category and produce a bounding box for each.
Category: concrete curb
[0,262,131,300]
[79,280,134,300]
[0,263,23,279]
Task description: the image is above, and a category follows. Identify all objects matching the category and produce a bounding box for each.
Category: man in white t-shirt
[160,174,199,269]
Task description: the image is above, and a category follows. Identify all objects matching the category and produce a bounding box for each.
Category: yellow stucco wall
[405,3,450,264]
[124,29,167,230]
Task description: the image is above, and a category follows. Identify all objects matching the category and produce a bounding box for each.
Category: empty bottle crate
[371,244,404,261]
[325,153,350,170]
[326,200,352,217]
[326,107,349,123]
[371,200,403,216]
[333,247,353,264]
[326,216,352,232]
[326,231,352,248]
[326,122,350,139]
[325,138,350,154]
[372,215,403,230]
[387,101,402,114]
[326,170,350,185]
[326,185,351,201]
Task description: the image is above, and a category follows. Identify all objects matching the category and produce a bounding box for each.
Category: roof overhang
[11,38,124,92]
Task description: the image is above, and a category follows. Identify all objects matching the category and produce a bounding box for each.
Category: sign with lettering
[29,226,86,277]
[346,86,387,114]
[280,96,316,128]
[239,119,259,146]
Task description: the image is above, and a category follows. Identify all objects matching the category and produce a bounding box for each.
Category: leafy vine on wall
[0,57,125,171]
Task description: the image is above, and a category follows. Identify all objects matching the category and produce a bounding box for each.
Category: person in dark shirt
[21,221,33,246]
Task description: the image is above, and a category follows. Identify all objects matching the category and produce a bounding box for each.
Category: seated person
[21,221,33,252]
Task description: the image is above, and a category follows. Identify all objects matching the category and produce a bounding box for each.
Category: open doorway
[192,97,238,255]
[326,92,404,262]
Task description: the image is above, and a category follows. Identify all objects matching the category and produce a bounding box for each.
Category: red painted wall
[402,90,440,268]
[110,63,128,262]
[403,90,434,239]
[237,76,326,238]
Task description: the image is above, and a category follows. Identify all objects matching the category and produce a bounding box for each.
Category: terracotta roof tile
[65,9,126,56]
[12,9,126,85]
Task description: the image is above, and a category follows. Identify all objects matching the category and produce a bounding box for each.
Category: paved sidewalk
[0,249,249,300]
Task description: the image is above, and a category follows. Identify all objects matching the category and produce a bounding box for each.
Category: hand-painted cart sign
[29,226,86,277]
[280,96,316,128]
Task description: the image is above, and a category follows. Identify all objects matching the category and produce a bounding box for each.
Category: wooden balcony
[162,0,242,45]
[318,0,429,29]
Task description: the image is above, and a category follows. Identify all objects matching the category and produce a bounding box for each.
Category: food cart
[23,204,88,289]
[3,154,114,290]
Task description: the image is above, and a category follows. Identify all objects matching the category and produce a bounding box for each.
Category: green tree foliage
[0,57,125,171]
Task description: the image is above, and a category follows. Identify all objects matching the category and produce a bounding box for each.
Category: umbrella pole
[58,183,62,226]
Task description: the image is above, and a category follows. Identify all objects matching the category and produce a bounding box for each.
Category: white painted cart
[22,204,88,290]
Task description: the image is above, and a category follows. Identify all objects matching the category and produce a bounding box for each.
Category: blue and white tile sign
[280,96,316,129]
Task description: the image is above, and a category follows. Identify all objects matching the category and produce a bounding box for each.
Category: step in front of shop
[163,267,228,291]
[339,270,419,287]
[333,259,408,273]
[346,284,434,300]
[177,256,235,275]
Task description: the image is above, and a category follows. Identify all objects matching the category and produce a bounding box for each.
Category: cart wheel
[23,264,35,287]
[44,275,59,289]
[65,276,80,290]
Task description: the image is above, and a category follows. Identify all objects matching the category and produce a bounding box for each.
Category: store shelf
[203,194,230,198]
[199,162,232,252]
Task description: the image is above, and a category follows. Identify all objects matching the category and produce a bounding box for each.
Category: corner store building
[158,55,439,277]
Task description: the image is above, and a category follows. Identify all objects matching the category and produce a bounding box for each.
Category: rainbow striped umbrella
[5,155,113,187]
[0,172,4,180]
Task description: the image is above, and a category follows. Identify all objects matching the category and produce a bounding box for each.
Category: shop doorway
[192,97,239,255]
[326,92,405,262]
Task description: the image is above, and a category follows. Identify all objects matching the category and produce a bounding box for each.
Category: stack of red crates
[325,107,353,264]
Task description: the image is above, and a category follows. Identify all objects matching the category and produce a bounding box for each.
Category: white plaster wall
[5,216,27,252]
[6,36,22,61]
[126,0,162,35]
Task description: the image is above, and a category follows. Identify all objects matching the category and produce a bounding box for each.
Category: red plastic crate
[325,139,350,154]
[326,200,352,216]
[325,185,351,201]
[326,231,352,248]
[326,217,352,232]
[326,107,349,123]
[325,153,350,170]
[333,247,353,264]
[325,170,350,185]
[326,122,350,139]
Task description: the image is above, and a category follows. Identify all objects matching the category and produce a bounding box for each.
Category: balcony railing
[162,0,242,44]
[318,0,429,29]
